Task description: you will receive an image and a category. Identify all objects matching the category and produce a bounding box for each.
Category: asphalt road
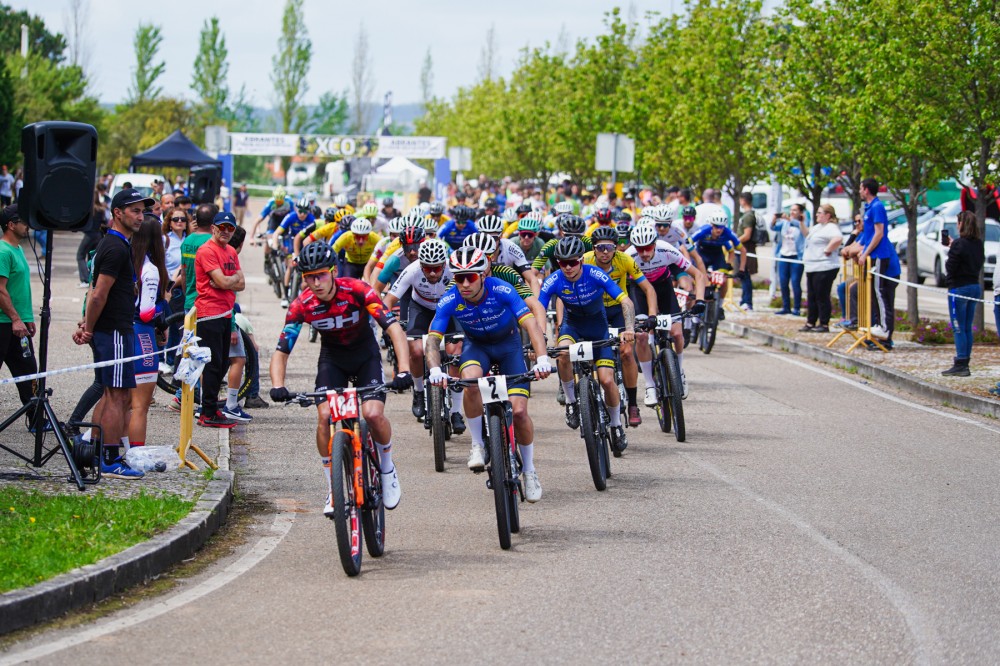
[4,235,1000,665]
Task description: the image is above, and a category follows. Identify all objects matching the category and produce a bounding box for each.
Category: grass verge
[0,488,193,594]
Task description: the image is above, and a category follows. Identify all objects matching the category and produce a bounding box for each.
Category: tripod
[0,231,95,490]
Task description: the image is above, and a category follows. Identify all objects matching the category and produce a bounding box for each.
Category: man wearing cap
[72,188,150,479]
[0,205,40,426]
[194,211,245,427]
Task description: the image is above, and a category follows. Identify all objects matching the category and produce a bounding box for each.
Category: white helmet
[502,208,518,223]
[418,239,450,266]
[650,205,675,223]
[358,202,379,219]
[708,212,729,227]
[630,224,658,247]
[554,201,573,214]
[333,193,348,207]
[476,215,505,234]
[350,218,372,235]
[462,232,498,256]
[388,216,405,234]
[402,209,424,226]
[636,215,657,228]
[524,210,544,222]
[418,202,431,214]
[422,215,440,233]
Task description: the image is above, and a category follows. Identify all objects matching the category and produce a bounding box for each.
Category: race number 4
[569,341,594,361]
[327,388,359,421]
[477,376,509,404]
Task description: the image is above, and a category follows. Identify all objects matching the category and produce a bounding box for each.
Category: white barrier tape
[870,272,1000,306]
[746,252,807,266]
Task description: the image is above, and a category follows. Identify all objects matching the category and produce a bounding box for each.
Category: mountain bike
[255,233,286,299]
[418,333,464,472]
[452,371,539,550]
[549,339,619,491]
[287,383,388,576]
[696,270,727,355]
[637,314,692,442]
[155,311,255,402]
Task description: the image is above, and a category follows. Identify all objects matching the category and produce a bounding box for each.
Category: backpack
[750,213,770,245]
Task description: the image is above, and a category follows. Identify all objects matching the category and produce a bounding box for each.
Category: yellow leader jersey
[583,250,646,307]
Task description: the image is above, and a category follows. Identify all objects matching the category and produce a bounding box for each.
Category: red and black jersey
[276,277,396,353]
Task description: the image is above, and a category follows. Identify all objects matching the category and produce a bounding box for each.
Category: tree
[127,23,165,105]
[419,47,434,109]
[191,17,230,127]
[477,23,499,82]
[0,5,66,62]
[4,54,103,129]
[350,22,375,133]
[63,0,91,75]
[0,63,21,167]
[270,0,312,135]
[307,91,349,134]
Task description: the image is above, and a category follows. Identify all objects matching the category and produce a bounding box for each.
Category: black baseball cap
[111,188,155,211]
[0,204,20,230]
[213,211,237,227]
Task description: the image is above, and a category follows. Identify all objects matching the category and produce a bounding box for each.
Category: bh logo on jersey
[311,311,360,330]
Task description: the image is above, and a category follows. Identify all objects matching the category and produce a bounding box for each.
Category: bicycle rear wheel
[662,349,686,442]
[508,447,521,534]
[268,254,284,298]
[487,410,512,550]
[653,348,672,434]
[701,302,718,354]
[360,420,385,558]
[429,386,447,472]
[578,378,607,491]
[331,431,363,576]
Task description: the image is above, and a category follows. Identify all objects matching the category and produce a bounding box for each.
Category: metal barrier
[177,307,218,470]
[827,257,887,353]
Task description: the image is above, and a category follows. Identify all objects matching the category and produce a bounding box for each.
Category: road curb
[0,429,234,636]
[720,320,1000,420]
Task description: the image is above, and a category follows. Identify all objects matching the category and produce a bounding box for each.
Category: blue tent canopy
[129,130,221,170]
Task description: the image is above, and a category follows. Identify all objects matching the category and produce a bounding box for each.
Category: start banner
[228,133,446,159]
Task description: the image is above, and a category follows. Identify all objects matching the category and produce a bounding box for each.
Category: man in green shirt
[735,192,759,311]
[0,204,39,420]
[177,203,217,311]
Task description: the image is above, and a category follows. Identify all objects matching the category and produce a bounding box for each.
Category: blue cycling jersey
[430,277,531,342]
[538,264,624,321]
[438,219,479,249]
[691,225,741,257]
[278,211,315,237]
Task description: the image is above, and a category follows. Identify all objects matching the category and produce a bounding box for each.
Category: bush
[908,318,1000,345]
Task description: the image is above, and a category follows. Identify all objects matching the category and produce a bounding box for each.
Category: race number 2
[477,376,509,404]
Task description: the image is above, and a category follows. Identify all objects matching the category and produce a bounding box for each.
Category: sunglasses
[403,243,421,252]
[170,216,187,223]
[296,207,310,213]
[454,273,481,284]
[682,216,696,221]
[637,243,657,252]
[302,270,331,280]
[519,232,536,239]
[655,223,670,229]
[594,243,616,252]
[557,259,581,269]
[421,264,444,274]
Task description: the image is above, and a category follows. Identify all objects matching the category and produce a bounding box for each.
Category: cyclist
[382,240,466,433]
[689,212,747,310]
[463,233,548,322]
[475,214,541,293]
[425,247,552,502]
[616,216,633,251]
[437,204,477,249]
[646,207,707,295]
[375,196,400,234]
[272,196,316,307]
[250,185,290,243]
[584,225,656,426]
[370,210,426,277]
[500,207,520,238]
[584,207,616,237]
[268,241,414,513]
[513,216,545,262]
[373,224,426,293]
[625,224,707,401]
[532,214,593,274]
[363,216,405,283]
[422,213,441,240]
[679,204,700,234]
[539,238,636,451]
[330,217,381,279]
[294,207,348,256]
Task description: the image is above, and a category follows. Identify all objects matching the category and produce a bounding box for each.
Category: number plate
[608,327,620,337]
[477,376,509,404]
[710,271,727,286]
[674,289,689,309]
[569,341,594,361]
[327,388,359,421]
[656,314,673,330]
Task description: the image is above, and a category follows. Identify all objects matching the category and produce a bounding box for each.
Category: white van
[286,163,317,187]
[109,173,166,202]
[323,161,347,199]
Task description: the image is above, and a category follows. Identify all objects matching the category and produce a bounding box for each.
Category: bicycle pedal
[485,476,492,487]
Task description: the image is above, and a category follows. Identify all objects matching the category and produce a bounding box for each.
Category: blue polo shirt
[859,198,894,260]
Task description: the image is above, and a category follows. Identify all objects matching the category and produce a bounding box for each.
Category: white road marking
[0,510,296,665]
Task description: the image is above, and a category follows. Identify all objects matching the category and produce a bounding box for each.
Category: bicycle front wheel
[701,303,718,354]
[487,410,513,550]
[429,386,447,472]
[578,378,607,491]
[653,348,672,434]
[662,349,686,442]
[331,431,363,576]
[269,255,284,298]
[360,420,385,558]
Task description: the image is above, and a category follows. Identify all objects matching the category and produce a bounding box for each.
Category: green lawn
[0,488,193,593]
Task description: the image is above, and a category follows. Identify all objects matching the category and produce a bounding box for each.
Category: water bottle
[20,336,30,358]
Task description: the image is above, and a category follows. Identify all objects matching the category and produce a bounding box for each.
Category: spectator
[223,225,263,415]
[72,188,152,479]
[771,204,808,315]
[852,177,901,347]
[194,211,245,427]
[835,214,864,328]
[160,192,176,220]
[13,169,23,202]
[0,166,14,207]
[417,180,432,204]
[736,192,758,311]
[941,210,985,376]
[990,262,1000,395]
[162,207,188,366]
[128,215,169,447]
[0,205,40,429]
[801,204,843,332]
[77,185,108,287]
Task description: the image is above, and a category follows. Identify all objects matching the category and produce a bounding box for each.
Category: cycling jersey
[371,235,395,262]
[583,250,647,307]
[658,221,693,251]
[277,211,315,238]
[437,218,476,249]
[532,236,594,271]
[134,256,160,323]
[625,240,691,283]
[429,277,532,343]
[377,249,412,286]
[388,261,453,309]
[374,238,407,271]
[690,225,741,258]
[304,220,340,241]
[537,264,624,321]
[332,230,382,264]
[494,238,531,273]
[260,197,291,222]
[584,222,616,238]
[277,278,396,353]
[490,265,533,299]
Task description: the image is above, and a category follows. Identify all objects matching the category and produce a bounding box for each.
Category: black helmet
[323,207,337,222]
[590,226,618,244]
[382,196,394,207]
[515,203,532,215]
[554,237,586,261]
[557,214,586,236]
[298,241,336,273]
[338,214,355,231]
[400,225,426,246]
[615,211,633,223]
[484,197,497,208]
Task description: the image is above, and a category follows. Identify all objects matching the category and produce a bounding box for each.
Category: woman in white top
[800,203,843,332]
[130,216,169,449]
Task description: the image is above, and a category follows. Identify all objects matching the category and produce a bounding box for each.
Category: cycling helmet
[484,197,498,209]
[449,247,489,273]
[333,193,348,207]
[554,201,574,215]
[387,216,405,234]
[418,239,450,265]
[637,215,657,228]
[333,208,350,224]
[382,196,394,207]
[556,214,586,236]
[553,237,586,261]
[400,225,426,246]
[462,232,498,256]
[476,214,505,234]
[402,209,424,226]
[297,241,336,272]
[590,225,618,244]
[295,196,310,212]
[680,204,697,218]
[422,215,440,234]
[358,202,379,219]
[323,207,337,222]
[594,208,614,224]
[515,203,532,216]
[428,202,445,216]
[419,202,431,214]
[615,210,634,223]
[502,208,518,223]
[350,218,372,235]
[708,212,729,227]
[630,224,658,247]
[650,205,675,223]
[338,214,355,231]
[272,186,287,202]
[518,217,540,233]
[525,210,544,222]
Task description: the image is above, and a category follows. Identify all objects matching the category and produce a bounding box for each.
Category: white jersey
[495,238,530,272]
[657,220,690,250]
[135,256,159,321]
[372,235,394,261]
[625,239,691,283]
[388,261,452,309]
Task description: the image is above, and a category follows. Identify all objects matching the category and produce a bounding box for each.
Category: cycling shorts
[316,339,385,403]
[408,302,459,337]
[632,279,680,317]
[605,304,625,329]
[459,331,530,398]
[557,317,614,369]
[341,262,366,280]
[133,321,158,384]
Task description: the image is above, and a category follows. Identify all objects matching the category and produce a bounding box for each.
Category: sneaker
[556,382,566,405]
[681,372,689,400]
[381,468,401,509]
[798,324,816,332]
[565,401,580,429]
[221,405,253,423]
[774,309,791,316]
[168,396,182,412]
[280,298,289,309]
[870,325,890,340]
[989,384,1000,396]
[158,362,174,376]
[197,411,237,428]
[468,444,486,472]
[77,281,89,289]
[523,470,542,503]
[323,493,335,518]
[411,390,426,420]
[101,456,144,479]
[791,310,801,317]
[719,308,726,320]
[644,387,658,407]
[243,395,270,409]
[627,405,642,427]
[450,412,466,434]
[813,325,830,333]
[611,425,628,454]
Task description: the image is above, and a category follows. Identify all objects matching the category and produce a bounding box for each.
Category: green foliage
[271,0,312,134]
[307,90,349,134]
[101,97,197,173]
[127,23,165,105]
[191,17,230,127]
[4,54,104,130]
[0,4,66,62]
[0,59,22,166]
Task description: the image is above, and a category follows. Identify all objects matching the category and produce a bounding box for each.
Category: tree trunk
[904,158,922,326]
[973,137,990,332]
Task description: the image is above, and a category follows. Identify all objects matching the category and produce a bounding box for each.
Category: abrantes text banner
[374,136,447,159]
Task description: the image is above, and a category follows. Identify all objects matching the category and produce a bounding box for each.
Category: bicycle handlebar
[283,383,391,407]
[546,338,620,356]
[450,372,541,391]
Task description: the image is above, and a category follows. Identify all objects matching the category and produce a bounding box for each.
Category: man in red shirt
[195,211,245,427]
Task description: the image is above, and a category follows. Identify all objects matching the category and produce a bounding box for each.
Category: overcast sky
[14,0,695,108]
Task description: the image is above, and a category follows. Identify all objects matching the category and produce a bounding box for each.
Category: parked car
[915,210,998,287]
[887,202,943,255]
[108,173,166,202]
